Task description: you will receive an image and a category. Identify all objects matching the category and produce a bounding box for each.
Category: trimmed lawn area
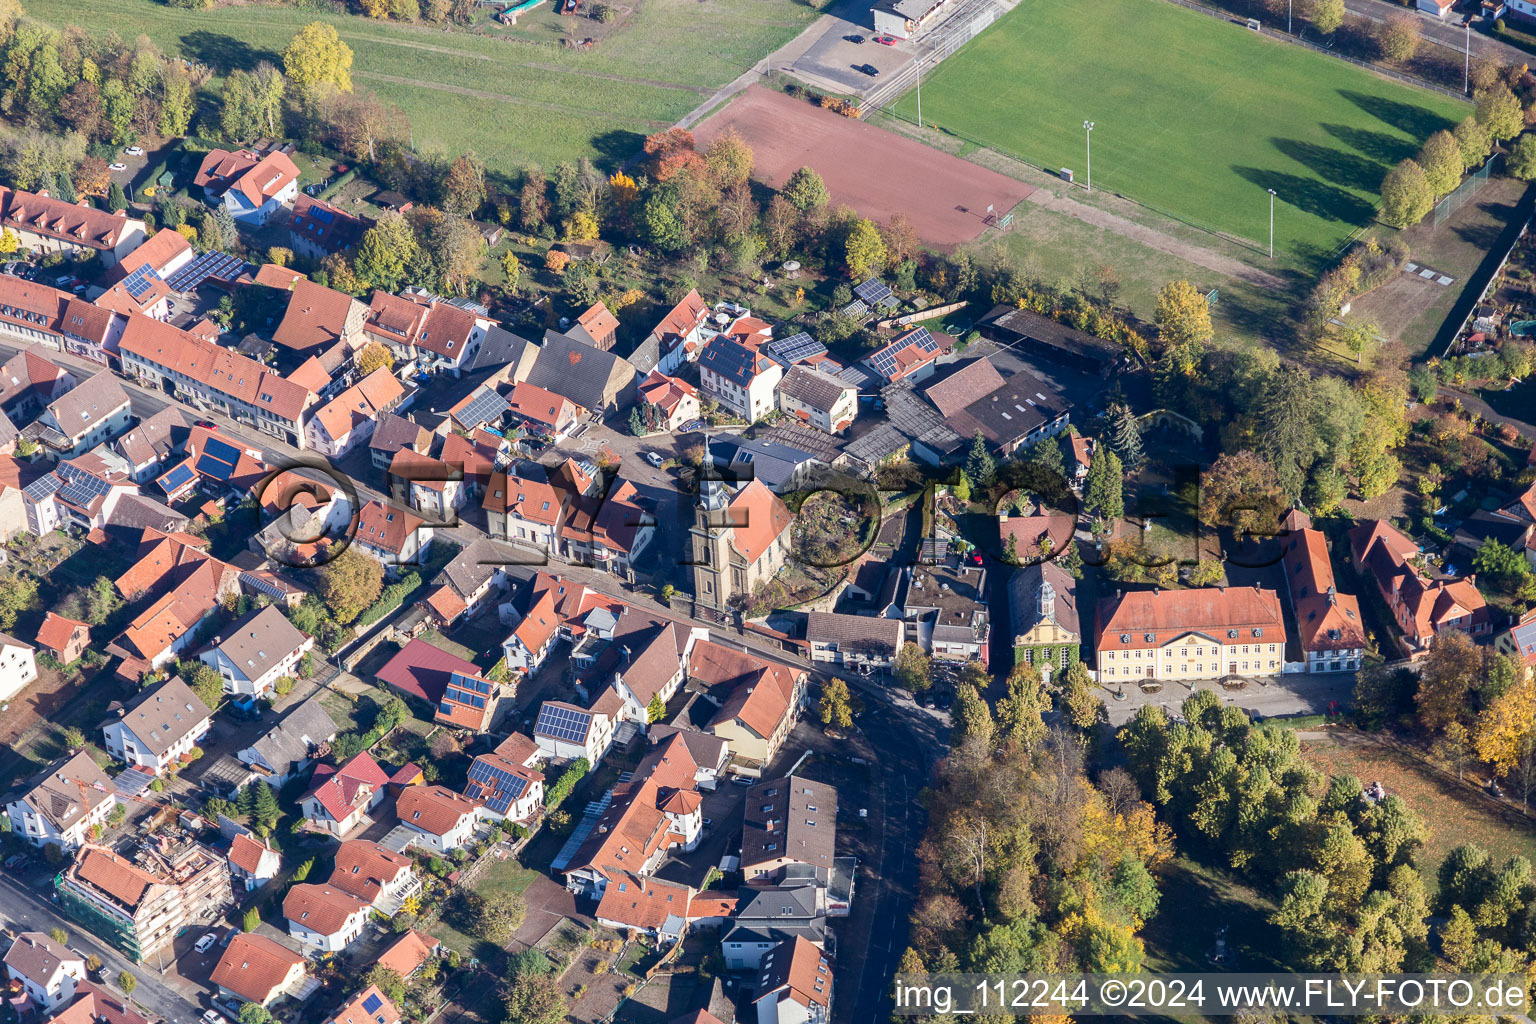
[22,0,818,172]
[1301,731,1536,891]
[889,0,1469,254]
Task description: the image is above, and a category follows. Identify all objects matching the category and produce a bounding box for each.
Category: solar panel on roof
[157,462,194,493]
[23,473,63,501]
[165,251,255,293]
[853,278,896,308]
[202,436,244,466]
[456,387,511,427]
[196,452,235,482]
[767,332,824,365]
[467,758,527,814]
[361,994,383,1015]
[122,264,163,301]
[58,472,110,508]
[535,703,591,743]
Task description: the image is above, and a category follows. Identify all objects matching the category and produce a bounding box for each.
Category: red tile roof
[325,985,397,1024]
[414,303,478,359]
[726,479,792,563]
[34,612,88,655]
[1282,528,1366,653]
[273,279,359,352]
[595,873,693,930]
[508,381,580,427]
[396,785,479,836]
[1094,586,1285,651]
[354,499,427,556]
[0,186,139,251]
[376,638,478,703]
[284,883,368,936]
[303,751,389,823]
[328,840,414,904]
[374,930,439,978]
[211,933,304,1004]
[119,317,313,423]
[228,832,275,874]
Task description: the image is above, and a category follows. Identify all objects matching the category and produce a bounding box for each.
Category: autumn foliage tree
[643,127,703,182]
[317,547,384,624]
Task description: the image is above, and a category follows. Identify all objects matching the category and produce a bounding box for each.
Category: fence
[1434,157,1497,229]
[861,0,1005,112]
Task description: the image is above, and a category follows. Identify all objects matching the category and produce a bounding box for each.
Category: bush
[543,757,590,809]
[354,572,423,629]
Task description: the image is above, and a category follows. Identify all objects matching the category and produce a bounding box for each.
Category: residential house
[775,367,856,434]
[370,413,433,472]
[43,981,150,1024]
[377,638,479,706]
[570,301,619,351]
[561,477,655,582]
[118,318,315,449]
[389,451,463,521]
[645,289,711,375]
[273,278,368,355]
[0,186,146,265]
[486,470,566,553]
[445,384,511,436]
[646,727,730,790]
[1009,560,1081,680]
[33,452,137,532]
[289,196,370,261]
[463,733,545,824]
[563,733,705,896]
[227,832,281,892]
[0,345,75,422]
[526,330,637,415]
[1350,519,1492,652]
[235,696,337,789]
[434,670,509,732]
[284,884,371,952]
[804,612,903,669]
[0,630,37,701]
[594,874,695,943]
[1495,609,1536,682]
[100,675,212,774]
[903,557,990,664]
[1282,519,1366,673]
[711,434,829,494]
[110,555,241,671]
[411,301,492,376]
[114,407,188,484]
[573,610,693,724]
[636,370,700,432]
[35,612,90,665]
[352,500,434,568]
[56,840,233,963]
[424,537,519,627]
[1095,586,1288,682]
[698,318,782,422]
[101,229,194,293]
[722,886,826,972]
[508,381,582,441]
[363,292,431,361]
[300,751,390,837]
[741,776,837,885]
[940,365,1071,460]
[328,840,421,915]
[998,511,1075,564]
[305,368,409,458]
[323,987,400,1024]
[690,478,795,617]
[4,932,85,1012]
[693,641,806,776]
[3,751,116,850]
[210,933,307,1007]
[395,786,485,852]
[194,149,301,225]
[1067,433,1095,488]
[199,605,314,698]
[27,373,132,458]
[863,327,946,385]
[374,930,441,981]
[753,938,833,1024]
[533,699,615,763]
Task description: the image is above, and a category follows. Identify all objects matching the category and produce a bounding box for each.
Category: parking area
[778,0,916,95]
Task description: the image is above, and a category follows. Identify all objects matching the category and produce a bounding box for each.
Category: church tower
[690,476,733,618]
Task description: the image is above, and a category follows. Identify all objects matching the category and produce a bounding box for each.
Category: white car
[644,451,665,468]
[194,932,219,954]
[202,1012,230,1024]
[124,146,145,156]
[108,162,127,171]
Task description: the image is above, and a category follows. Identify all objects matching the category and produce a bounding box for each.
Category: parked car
[730,775,755,786]
[203,1011,231,1024]
[844,33,865,42]
[124,146,144,156]
[108,162,127,171]
[644,451,665,468]
[4,854,29,871]
[194,420,219,431]
[194,933,219,954]
[858,63,880,76]
[874,33,897,44]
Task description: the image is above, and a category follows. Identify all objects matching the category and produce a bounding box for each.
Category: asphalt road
[0,872,202,1024]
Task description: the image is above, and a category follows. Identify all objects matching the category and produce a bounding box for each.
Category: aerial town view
[3,0,1536,1017]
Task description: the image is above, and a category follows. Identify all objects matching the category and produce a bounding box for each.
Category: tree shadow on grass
[1273,137,1388,193]
[1339,89,1459,139]
[1232,165,1377,226]
[180,30,282,76]
[1320,121,1420,166]
[590,128,647,172]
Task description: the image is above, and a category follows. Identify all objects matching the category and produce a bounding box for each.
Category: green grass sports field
[21,0,815,173]
[888,0,1471,254]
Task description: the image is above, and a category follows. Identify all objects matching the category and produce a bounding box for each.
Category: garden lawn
[1301,733,1536,892]
[888,0,1470,254]
[21,0,818,172]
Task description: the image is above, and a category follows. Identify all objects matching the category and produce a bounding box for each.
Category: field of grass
[1301,732,1536,891]
[21,0,818,172]
[888,0,1469,255]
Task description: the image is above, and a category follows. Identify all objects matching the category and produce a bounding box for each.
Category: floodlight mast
[1083,121,1094,193]
[1268,188,1277,259]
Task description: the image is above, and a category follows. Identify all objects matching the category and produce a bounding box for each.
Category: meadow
[20,0,818,172]
[887,0,1471,255]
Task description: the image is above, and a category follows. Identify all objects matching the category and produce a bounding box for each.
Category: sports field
[887,0,1471,254]
[21,0,816,172]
